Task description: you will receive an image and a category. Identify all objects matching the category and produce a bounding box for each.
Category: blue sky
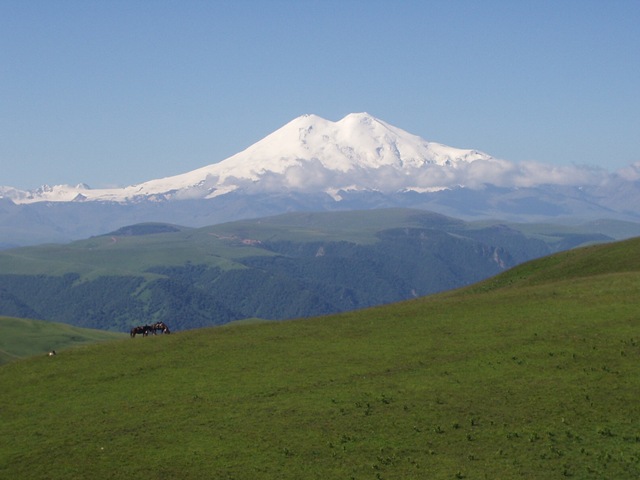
[2,0,639,190]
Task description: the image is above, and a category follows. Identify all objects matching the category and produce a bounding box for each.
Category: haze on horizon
[1,1,639,190]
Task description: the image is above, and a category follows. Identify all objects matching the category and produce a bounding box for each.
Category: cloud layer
[211,157,616,195]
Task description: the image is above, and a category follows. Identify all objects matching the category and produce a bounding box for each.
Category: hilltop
[1,236,639,479]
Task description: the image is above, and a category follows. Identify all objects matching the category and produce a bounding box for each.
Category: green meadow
[1,237,639,479]
[0,317,125,366]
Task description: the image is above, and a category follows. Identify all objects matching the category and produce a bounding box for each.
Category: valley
[0,208,630,332]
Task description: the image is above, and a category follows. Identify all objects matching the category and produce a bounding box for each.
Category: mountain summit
[1,113,495,204]
[1,113,640,247]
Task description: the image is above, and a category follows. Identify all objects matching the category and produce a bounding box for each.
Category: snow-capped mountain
[1,112,640,247]
[1,113,497,204]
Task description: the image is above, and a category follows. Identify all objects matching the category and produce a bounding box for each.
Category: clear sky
[2,0,639,190]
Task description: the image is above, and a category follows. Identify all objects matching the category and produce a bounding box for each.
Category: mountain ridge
[0,112,524,203]
[0,208,623,331]
[1,112,639,247]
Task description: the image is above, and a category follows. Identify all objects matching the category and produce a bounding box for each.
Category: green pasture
[1,237,640,478]
[208,208,463,244]
[0,317,125,365]
[0,229,261,279]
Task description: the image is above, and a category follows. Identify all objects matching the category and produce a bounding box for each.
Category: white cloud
[227,157,614,195]
[508,161,607,187]
[615,162,640,182]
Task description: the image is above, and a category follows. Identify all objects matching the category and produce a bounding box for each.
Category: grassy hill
[1,236,639,479]
[0,317,125,365]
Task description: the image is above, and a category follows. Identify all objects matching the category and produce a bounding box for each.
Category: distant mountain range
[0,208,628,331]
[1,112,640,247]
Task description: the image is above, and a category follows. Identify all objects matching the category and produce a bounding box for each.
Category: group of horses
[130,321,171,337]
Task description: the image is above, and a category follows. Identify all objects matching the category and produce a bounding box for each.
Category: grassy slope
[0,317,126,365]
[0,209,457,278]
[1,238,640,479]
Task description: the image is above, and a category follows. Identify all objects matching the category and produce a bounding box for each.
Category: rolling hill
[0,208,624,332]
[1,236,639,479]
[0,317,125,365]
